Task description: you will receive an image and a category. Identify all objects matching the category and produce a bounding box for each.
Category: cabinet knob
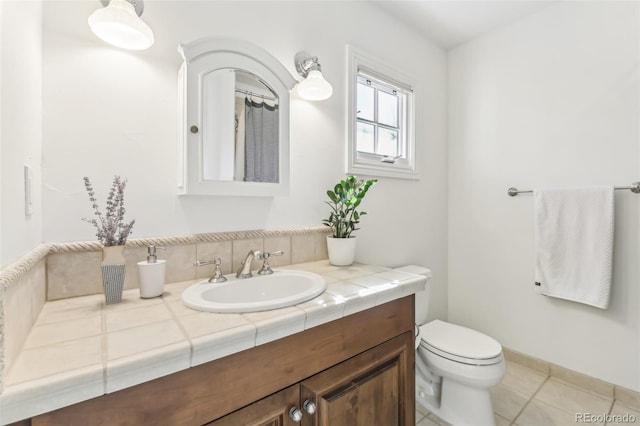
[289,407,303,422]
[303,399,316,415]
[190,125,199,134]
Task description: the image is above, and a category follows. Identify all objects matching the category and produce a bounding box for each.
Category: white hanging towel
[533,186,614,309]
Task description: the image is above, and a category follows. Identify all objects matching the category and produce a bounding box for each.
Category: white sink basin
[182,270,327,313]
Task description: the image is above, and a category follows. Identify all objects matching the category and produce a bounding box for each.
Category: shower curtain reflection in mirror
[200,68,281,184]
[240,97,279,183]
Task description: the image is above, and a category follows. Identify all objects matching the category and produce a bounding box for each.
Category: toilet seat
[419,320,503,366]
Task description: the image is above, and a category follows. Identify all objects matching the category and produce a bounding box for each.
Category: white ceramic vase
[101,245,126,304]
[327,236,356,266]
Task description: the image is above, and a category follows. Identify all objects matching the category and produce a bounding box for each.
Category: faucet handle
[194,258,227,283]
[263,250,284,259]
[258,250,284,275]
[208,257,227,283]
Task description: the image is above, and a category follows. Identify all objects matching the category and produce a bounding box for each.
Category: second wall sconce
[294,52,333,101]
[88,0,154,51]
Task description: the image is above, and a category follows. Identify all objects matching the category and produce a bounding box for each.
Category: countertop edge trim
[3,276,426,423]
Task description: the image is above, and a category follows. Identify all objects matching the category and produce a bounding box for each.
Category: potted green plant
[323,175,377,265]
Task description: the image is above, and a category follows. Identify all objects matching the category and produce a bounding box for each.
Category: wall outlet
[24,165,33,217]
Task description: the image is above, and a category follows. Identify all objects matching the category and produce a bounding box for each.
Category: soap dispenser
[137,246,166,298]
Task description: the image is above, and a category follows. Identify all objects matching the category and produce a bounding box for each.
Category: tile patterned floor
[416,360,640,426]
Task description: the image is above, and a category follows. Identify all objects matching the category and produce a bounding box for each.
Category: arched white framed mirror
[178,38,296,196]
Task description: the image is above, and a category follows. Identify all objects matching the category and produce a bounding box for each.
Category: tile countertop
[0,261,431,424]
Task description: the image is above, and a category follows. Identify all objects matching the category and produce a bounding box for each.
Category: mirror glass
[202,69,280,183]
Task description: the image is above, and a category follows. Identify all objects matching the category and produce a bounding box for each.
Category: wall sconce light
[294,52,333,101]
[88,0,154,51]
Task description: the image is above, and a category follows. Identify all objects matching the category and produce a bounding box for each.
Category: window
[347,46,417,179]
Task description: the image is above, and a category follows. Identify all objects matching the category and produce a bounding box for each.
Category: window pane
[378,91,398,127]
[357,82,374,121]
[378,127,398,157]
[349,48,416,178]
[356,122,375,153]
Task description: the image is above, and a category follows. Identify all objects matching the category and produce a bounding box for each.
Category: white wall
[449,2,639,390]
[0,1,43,268]
[36,1,448,322]
[4,0,637,393]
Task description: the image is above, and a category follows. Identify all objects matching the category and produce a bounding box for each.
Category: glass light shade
[88,0,154,51]
[296,70,333,101]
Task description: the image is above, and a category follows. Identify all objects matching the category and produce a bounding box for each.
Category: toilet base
[417,377,496,426]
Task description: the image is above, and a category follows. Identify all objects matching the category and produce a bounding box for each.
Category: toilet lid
[419,320,502,362]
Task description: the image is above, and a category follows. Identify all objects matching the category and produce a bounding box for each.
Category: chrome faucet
[236,250,262,278]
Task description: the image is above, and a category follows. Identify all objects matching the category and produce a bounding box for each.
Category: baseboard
[503,347,640,411]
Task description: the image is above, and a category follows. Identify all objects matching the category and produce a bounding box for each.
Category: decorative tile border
[49,227,330,254]
[0,244,52,290]
[0,227,331,289]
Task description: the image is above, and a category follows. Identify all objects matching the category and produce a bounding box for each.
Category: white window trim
[346,45,419,180]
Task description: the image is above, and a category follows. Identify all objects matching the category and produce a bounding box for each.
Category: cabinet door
[206,384,300,426]
[300,332,414,426]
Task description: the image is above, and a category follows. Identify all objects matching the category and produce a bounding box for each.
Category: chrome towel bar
[507,182,640,197]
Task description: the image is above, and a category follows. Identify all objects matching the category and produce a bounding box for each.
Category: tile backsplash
[0,226,329,385]
[47,228,329,301]
[1,259,46,391]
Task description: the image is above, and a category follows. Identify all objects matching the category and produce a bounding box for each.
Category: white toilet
[395,264,506,426]
[415,320,506,426]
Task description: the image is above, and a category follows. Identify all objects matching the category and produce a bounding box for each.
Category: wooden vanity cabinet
[301,333,411,426]
[29,296,415,426]
[210,332,413,426]
[206,385,300,426]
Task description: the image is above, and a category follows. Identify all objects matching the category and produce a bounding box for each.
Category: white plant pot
[327,236,356,266]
